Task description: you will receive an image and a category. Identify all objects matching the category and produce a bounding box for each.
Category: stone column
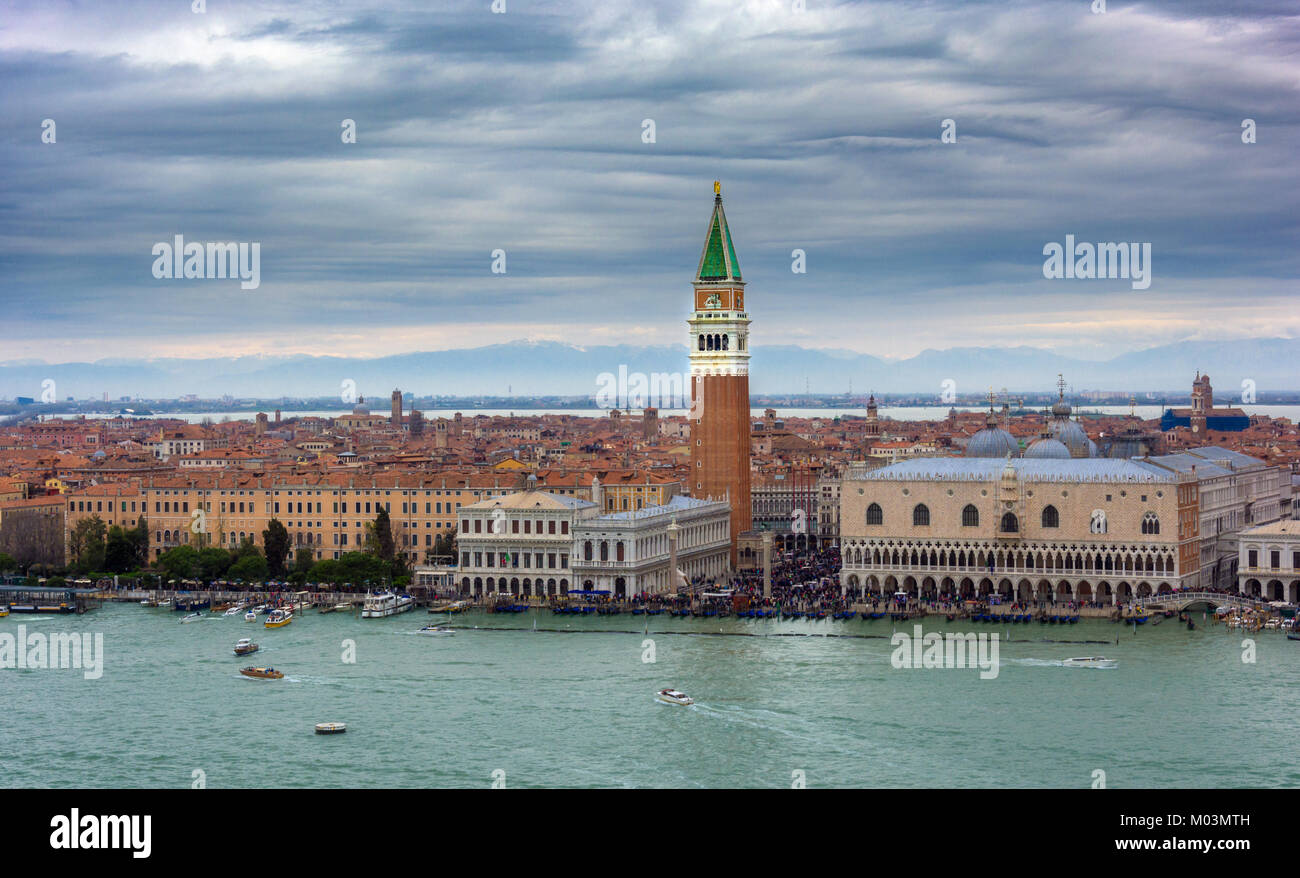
[667,518,680,594]
[762,531,773,600]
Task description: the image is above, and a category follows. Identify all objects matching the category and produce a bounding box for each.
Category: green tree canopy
[262,519,291,579]
[228,553,269,582]
[156,544,199,581]
[69,515,107,574]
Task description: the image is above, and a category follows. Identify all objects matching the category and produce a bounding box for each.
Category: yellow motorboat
[264,609,293,629]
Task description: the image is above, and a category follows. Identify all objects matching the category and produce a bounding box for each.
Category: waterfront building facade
[1237,520,1300,602]
[1140,447,1286,588]
[455,490,597,596]
[839,458,1201,605]
[572,494,730,595]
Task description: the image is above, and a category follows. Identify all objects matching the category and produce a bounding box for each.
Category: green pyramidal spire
[695,181,742,283]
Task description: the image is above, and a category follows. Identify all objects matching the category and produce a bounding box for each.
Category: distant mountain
[0,338,1295,399]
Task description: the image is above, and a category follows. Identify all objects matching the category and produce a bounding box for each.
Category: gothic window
[961,504,979,527]
[721,334,729,350]
[697,335,705,351]
[912,504,930,526]
[1000,512,1019,533]
[866,503,883,525]
[1041,505,1059,528]
[1141,512,1160,535]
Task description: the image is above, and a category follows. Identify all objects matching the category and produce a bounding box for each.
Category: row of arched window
[698,333,730,351]
[868,502,1156,534]
[843,543,1175,575]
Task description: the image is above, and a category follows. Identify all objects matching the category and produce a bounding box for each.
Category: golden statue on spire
[714,180,721,196]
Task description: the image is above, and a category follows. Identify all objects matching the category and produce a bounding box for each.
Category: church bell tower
[688,182,752,566]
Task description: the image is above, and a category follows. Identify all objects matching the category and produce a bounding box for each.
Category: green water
[3,604,1297,788]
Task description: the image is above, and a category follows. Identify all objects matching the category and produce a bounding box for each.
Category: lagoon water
[69,404,1300,424]
[3,604,1298,789]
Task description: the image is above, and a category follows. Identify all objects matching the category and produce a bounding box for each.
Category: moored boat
[361,590,415,618]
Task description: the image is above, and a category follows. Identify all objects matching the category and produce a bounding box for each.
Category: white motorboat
[180,612,203,624]
[361,591,415,618]
[1062,656,1118,669]
[223,604,247,617]
[418,625,454,636]
[244,610,257,622]
[656,688,694,706]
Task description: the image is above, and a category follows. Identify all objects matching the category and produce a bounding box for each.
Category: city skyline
[4,0,1298,364]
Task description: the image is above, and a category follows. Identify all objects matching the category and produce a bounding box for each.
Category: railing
[1141,591,1267,609]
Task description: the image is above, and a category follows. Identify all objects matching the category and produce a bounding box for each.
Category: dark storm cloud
[0,0,1296,363]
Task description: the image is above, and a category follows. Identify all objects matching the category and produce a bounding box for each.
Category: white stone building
[572,494,731,596]
[1237,520,1300,602]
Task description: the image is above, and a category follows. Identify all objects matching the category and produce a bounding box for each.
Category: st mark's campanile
[688,182,752,567]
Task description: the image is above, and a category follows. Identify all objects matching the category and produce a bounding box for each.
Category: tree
[128,517,150,568]
[156,544,199,581]
[104,525,136,573]
[371,507,395,561]
[0,552,16,572]
[69,515,107,573]
[262,519,291,579]
[196,547,233,582]
[229,553,269,582]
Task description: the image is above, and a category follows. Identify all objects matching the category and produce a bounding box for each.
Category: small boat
[1062,656,1118,669]
[0,607,8,618]
[244,610,257,622]
[239,666,283,679]
[315,722,347,735]
[233,638,259,656]
[656,688,694,706]
[180,612,203,624]
[223,604,247,617]
[264,609,293,629]
[418,625,455,636]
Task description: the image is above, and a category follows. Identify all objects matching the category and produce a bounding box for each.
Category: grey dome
[966,420,1019,457]
[1051,418,1095,458]
[1023,437,1071,459]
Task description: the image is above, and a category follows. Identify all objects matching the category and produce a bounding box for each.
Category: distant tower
[864,394,881,438]
[435,418,448,448]
[642,407,658,442]
[391,389,402,426]
[274,409,281,423]
[255,412,268,436]
[688,181,752,566]
[591,475,603,511]
[409,409,424,436]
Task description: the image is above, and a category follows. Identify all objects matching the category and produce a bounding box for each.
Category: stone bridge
[1138,591,1266,611]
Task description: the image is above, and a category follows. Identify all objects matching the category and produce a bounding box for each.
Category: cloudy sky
[2,0,1297,366]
